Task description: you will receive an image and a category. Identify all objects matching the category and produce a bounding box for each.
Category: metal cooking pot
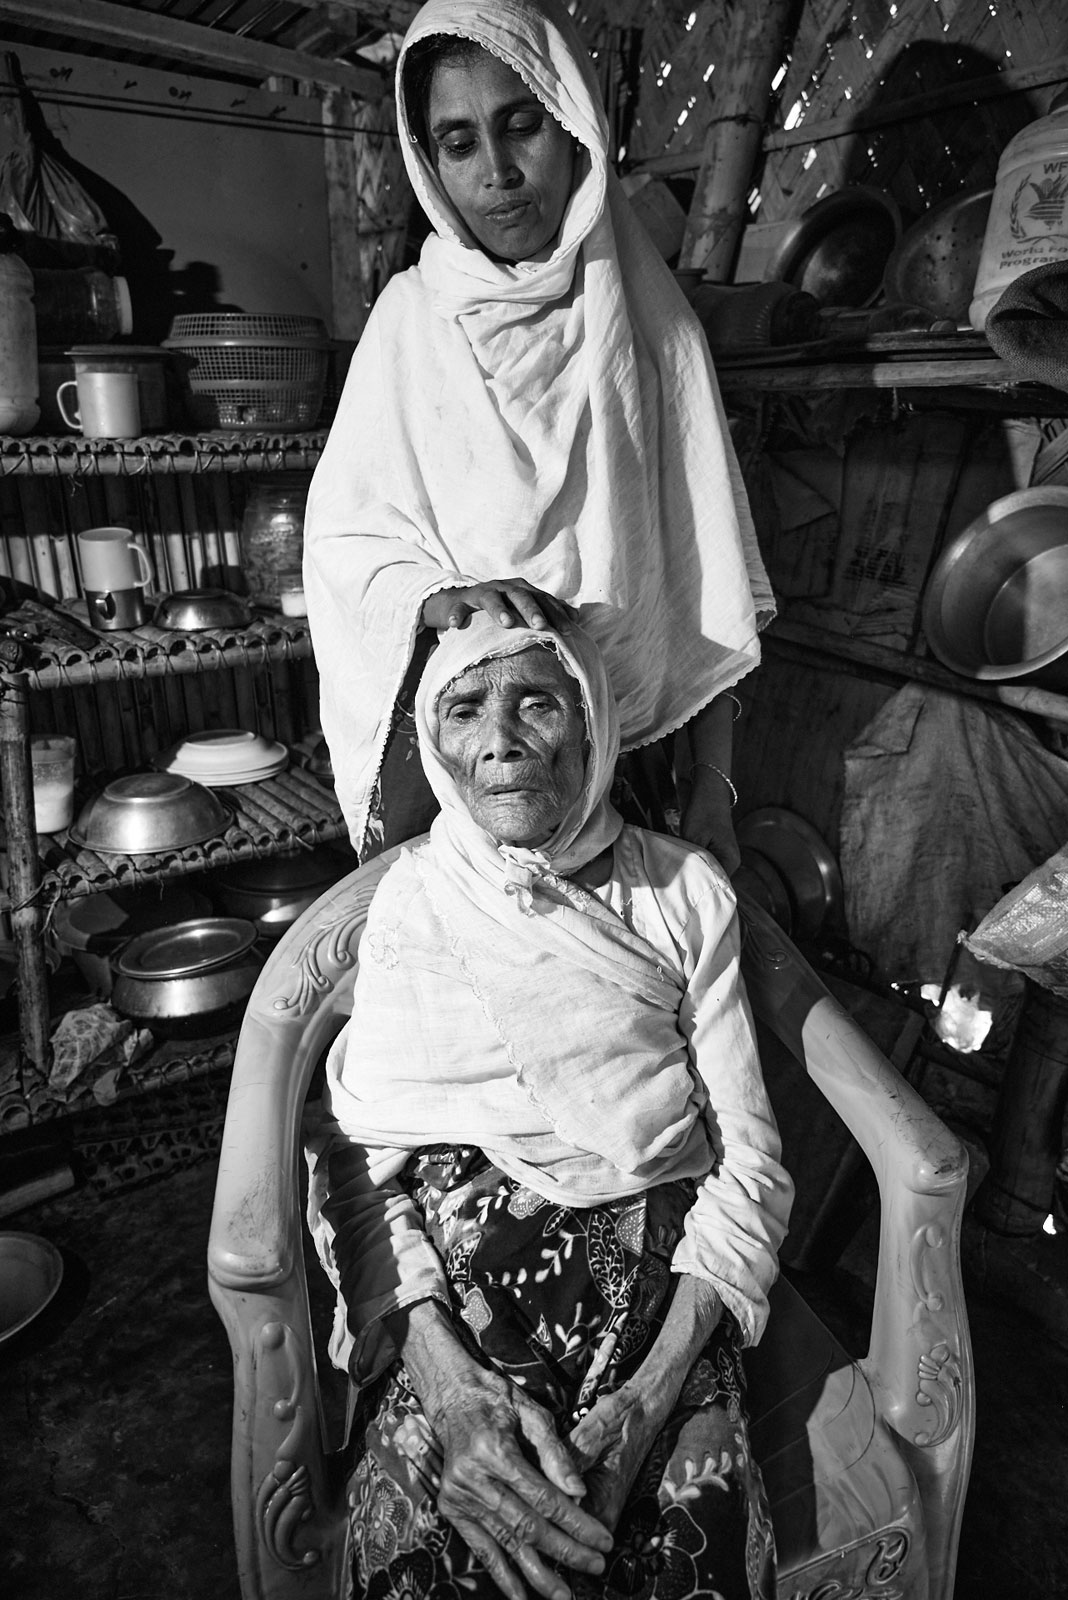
[109,916,263,1039]
[210,848,351,936]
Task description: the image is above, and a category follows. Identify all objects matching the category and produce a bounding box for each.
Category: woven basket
[165,327,330,432]
[183,378,326,431]
[169,313,327,341]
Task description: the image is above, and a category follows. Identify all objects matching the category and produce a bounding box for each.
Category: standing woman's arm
[678,692,740,873]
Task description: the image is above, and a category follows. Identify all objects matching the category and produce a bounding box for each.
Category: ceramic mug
[57,368,141,438]
[77,527,153,592]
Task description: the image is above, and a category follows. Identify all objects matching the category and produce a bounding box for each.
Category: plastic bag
[0,52,119,262]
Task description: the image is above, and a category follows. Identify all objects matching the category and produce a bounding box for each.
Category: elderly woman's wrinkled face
[425,49,576,262]
[436,648,586,846]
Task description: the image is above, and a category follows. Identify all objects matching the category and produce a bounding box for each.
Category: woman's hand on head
[428,1359,613,1600]
[422,581,572,634]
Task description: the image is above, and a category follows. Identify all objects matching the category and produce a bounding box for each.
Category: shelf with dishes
[0,747,351,1135]
[39,764,347,903]
[0,432,332,1113]
[715,329,1068,410]
[0,594,313,690]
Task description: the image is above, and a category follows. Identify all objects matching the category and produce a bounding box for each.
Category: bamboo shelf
[715,335,1068,410]
[0,599,313,691]
[37,765,347,906]
[765,619,1068,727]
[0,1027,236,1137]
[0,430,328,478]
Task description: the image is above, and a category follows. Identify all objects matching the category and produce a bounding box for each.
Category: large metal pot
[110,916,263,1039]
[209,846,352,936]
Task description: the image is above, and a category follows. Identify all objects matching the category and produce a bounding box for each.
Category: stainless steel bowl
[153,588,252,631]
[69,772,231,855]
[110,916,263,1038]
[0,1232,64,1343]
[766,186,902,308]
[922,487,1068,687]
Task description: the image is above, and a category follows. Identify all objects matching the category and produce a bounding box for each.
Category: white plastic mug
[77,527,153,592]
[57,368,141,438]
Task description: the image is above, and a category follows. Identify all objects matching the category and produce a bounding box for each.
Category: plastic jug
[970,89,1068,330]
[0,219,39,435]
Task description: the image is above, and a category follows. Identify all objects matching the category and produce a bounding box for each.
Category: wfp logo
[1010,168,1068,238]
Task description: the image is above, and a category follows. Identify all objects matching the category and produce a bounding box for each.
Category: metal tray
[736,807,844,941]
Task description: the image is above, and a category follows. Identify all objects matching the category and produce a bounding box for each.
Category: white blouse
[306,827,793,1386]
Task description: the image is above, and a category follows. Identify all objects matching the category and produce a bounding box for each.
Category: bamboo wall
[580,0,1066,227]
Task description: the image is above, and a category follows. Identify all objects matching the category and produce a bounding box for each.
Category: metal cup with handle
[77,526,154,631]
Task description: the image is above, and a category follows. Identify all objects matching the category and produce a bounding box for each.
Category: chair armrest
[739,897,973,1534]
[209,852,397,1293]
[207,850,400,1599]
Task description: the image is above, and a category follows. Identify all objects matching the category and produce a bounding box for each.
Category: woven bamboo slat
[577,0,1065,284]
[0,599,313,690]
[0,432,327,478]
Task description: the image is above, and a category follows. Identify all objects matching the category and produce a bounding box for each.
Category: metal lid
[113,917,257,980]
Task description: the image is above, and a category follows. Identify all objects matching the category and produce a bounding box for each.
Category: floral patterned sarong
[347,1148,776,1600]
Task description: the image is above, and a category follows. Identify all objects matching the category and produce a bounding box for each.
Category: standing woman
[303,0,774,868]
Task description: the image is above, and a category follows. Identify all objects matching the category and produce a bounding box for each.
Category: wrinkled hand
[567,1382,667,1532]
[422,580,572,634]
[427,1362,613,1600]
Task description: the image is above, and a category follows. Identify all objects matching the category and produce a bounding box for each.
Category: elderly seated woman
[307,613,794,1600]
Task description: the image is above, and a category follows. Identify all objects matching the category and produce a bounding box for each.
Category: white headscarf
[415,609,623,902]
[330,613,714,1194]
[304,0,773,853]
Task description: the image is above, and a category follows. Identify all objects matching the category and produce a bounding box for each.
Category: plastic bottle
[31,268,133,346]
[969,88,1068,331]
[0,218,40,435]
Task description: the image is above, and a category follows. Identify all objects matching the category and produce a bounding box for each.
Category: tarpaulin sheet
[840,683,1068,996]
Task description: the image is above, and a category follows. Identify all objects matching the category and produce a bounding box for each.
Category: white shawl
[327,613,714,1199]
[303,0,773,852]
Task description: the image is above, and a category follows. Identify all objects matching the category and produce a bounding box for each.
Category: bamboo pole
[0,682,51,1080]
[679,0,795,280]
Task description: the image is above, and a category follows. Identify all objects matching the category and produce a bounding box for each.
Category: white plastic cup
[30,736,76,833]
[277,569,307,616]
[56,368,141,438]
[77,527,153,592]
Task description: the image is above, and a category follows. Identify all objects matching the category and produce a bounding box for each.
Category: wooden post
[679,0,795,280]
[323,90,410,342]
[972,981,1068,1236]
[0,681,52,1082]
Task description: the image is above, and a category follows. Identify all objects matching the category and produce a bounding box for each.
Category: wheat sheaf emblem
[1010,170,1068,237]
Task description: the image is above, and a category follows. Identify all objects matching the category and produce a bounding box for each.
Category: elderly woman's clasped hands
[392,1301,613,1600]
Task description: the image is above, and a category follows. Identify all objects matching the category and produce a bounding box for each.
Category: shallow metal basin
[922,487,1068,687]
[70,772,230,855]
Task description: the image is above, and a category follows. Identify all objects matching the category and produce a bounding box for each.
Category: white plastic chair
[208,847,974,1600]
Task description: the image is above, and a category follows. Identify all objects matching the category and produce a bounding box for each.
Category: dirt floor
[3,1154,1068,1600]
